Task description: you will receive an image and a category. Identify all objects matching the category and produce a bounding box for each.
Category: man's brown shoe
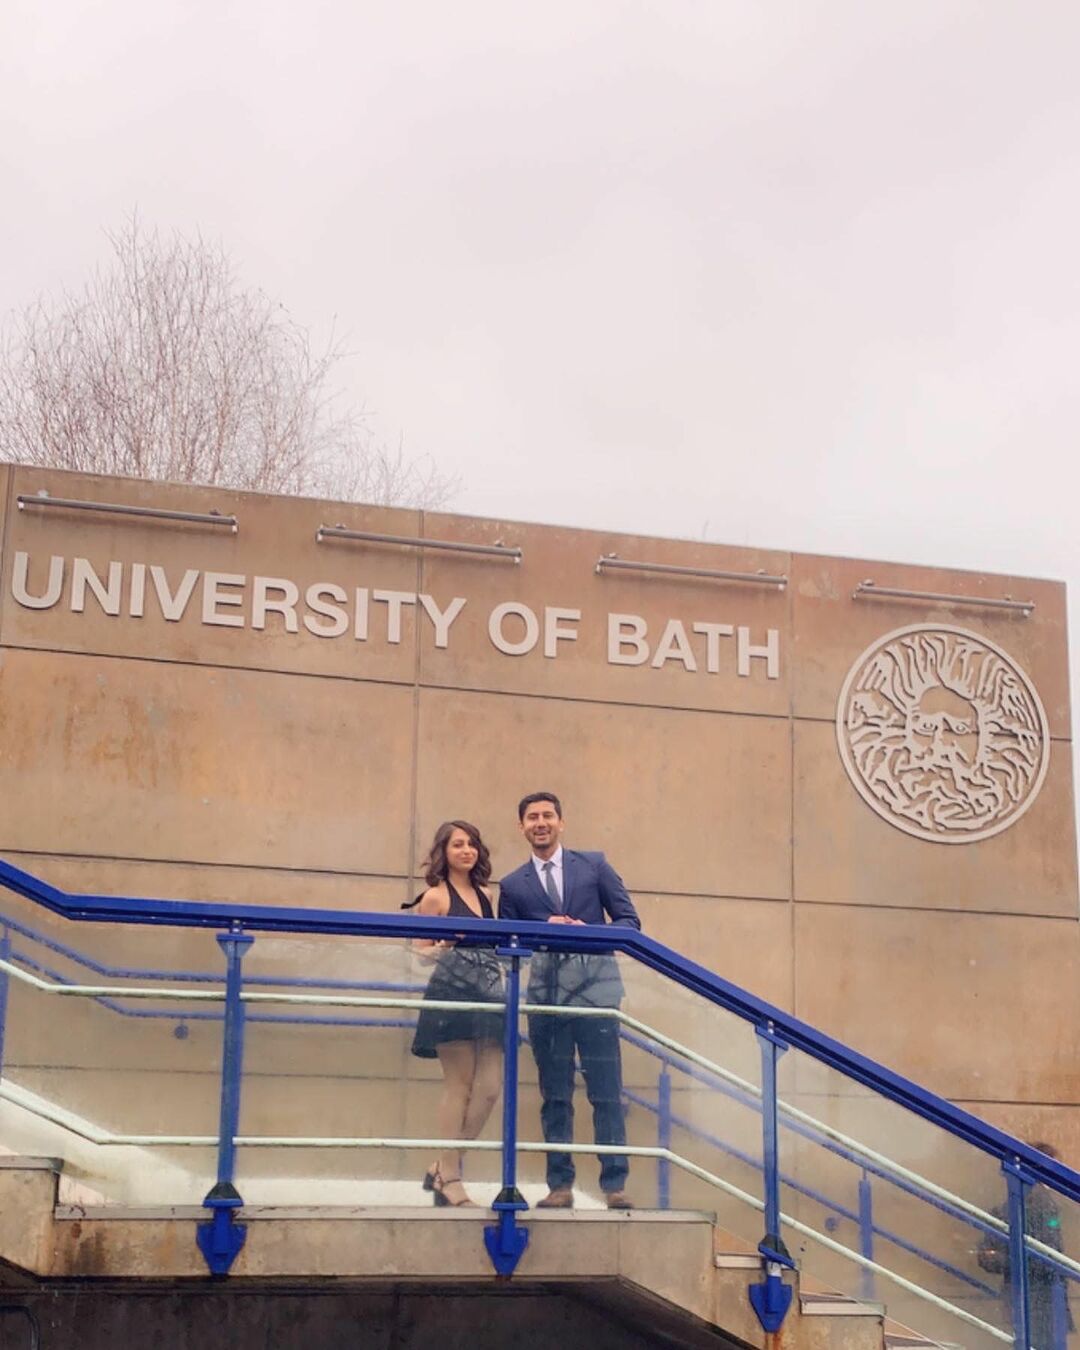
[605,1191,633,1210]
[536,1187,574,1209]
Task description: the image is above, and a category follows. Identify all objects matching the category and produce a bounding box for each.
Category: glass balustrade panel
[513,944,766,1232]
[776,1045,1014,1350]
[0,905,223,1207]
[239,931,507,1208]
[1021,1183,1080,1350]
[0,881,221,993]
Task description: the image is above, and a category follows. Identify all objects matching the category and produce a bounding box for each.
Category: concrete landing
[0,1159,888,1350]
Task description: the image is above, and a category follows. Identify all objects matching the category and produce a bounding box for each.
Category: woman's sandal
[431,1169,476,1208]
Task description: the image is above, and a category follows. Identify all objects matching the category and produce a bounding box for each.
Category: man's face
[520,799,564,858]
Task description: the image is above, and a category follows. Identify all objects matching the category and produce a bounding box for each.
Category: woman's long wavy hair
[422,819,492,889]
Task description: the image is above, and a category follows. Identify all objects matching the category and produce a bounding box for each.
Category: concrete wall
[0,464,1077,1188]
[0,1284,683,1350]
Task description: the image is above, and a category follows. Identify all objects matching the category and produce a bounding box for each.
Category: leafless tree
[0,218,457,508]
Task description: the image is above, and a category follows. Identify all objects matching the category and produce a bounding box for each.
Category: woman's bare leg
[434,1041,477,1200]
[461,1043,503,1140]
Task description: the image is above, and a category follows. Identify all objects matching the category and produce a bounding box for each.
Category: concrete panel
[239,1064,414,1140]
[794,718,1079,914]
[967,1101,1080,1171]
[1,847,413,934]
[416,687,792,900]
[242,1018,413,1096]
[3,851,412,912]
[0,463,11,636]
[790,551,1071,738]
[2,465,423,683]
[613,974,762,1092]
[0,1161,58,1275]
[0,648,414,874]
[799,1314,885,1350]
[616,1217,716,1321]
[13,1064,221,1140]
[418,512,790,716]
[792,904,1080,1103]
[5,978,222,1081]
[634,893,792,1008]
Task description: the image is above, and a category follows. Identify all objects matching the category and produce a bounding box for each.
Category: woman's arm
[415,885,451,961]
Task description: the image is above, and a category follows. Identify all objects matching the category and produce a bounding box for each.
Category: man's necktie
[542,860,562,911]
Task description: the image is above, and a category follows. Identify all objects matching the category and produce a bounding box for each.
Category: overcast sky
[2,2,1079,806]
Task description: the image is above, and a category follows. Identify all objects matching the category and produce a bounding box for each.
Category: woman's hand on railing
[415,938,455,964]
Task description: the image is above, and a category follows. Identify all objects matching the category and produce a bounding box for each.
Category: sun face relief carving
[836,625,1050,844]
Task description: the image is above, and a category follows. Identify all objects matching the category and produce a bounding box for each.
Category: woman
[408,820,504,1207]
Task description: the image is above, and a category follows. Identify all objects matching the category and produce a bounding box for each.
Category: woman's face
[446,827,479,874]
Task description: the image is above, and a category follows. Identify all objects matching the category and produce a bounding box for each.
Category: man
[498,791,641,1210]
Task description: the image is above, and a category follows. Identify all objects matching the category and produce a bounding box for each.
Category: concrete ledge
[0,1178,891,1350]
[801,1294,887,1318]
[44,1209,718,1282]
[0,1155,62,1172]
[55,1205,713,1223]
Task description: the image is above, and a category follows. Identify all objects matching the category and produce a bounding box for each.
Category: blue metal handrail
[1,854,1074,1201]
[0,853,1076,1340]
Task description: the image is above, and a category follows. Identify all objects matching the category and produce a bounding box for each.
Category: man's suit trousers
[527,1009,628,1194]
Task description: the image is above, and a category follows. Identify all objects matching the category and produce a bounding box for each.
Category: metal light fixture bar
[853,581,1034,616]
[316,525,522,562]
[595,554,787,587]
[16,493,238,532]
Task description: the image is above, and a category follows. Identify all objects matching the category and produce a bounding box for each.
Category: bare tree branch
[0,217,459,509]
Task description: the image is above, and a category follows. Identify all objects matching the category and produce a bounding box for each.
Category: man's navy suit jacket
[498,850,640,1006]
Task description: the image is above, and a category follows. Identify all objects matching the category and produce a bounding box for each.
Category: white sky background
[1,2,1079,834]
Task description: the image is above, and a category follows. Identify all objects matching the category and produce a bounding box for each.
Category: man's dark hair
[518,791,563,821]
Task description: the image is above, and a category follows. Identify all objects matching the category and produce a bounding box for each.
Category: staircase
[0,1154,899,1350]
[0,854,1077,1350]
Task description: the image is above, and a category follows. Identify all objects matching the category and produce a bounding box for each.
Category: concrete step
[0,1157,896,1350]
[802,1292,887,1318]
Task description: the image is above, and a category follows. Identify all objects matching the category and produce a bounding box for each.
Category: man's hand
[546,915,585,925]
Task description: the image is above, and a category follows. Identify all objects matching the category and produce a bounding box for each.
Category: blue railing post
[484,939,529,1277]
[858,1169,876,1301]
[749,1021,794,1333]
[657,1065,672,1210]
[0,926,11,1076]
[197,925,252,1277]
[1051,1269,1069,1350]
[1005,1158,1032,1350]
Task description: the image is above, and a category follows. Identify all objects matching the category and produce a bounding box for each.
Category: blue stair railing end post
[196,925,252,1277]
[484,938,530,1278]
[656,1065,672,1210]
[0,924,11,1078]
[1004,1155,1033,1350]
[749,1021,795,1333]
[857,1168,876,1302]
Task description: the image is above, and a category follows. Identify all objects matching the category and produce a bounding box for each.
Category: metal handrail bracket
[316,525,522,563]
[595,554,787,587]
[853,580,1034,616]
[16,492,238,532]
